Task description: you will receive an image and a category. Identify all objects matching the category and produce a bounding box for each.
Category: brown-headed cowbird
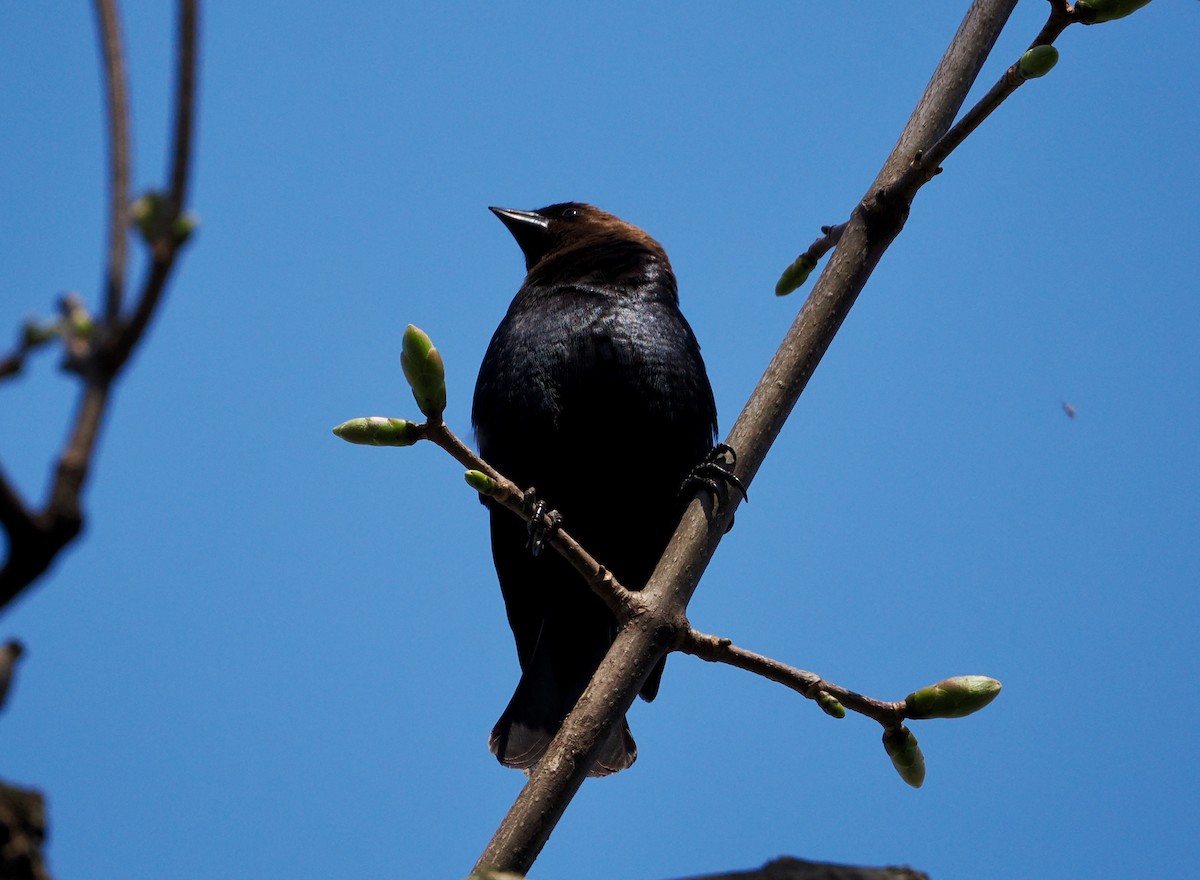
[472,203,717,775]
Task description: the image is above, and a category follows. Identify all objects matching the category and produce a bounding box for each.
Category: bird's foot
[681,443,748,504]
[523,488,563,557]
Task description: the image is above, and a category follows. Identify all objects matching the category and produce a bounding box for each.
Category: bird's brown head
[489,202,670,286]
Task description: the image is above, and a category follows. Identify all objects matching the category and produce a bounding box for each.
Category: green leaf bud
[1018,46,1059,79]
[905,675,1002,720]
[130,192,168,242]
[465,469,499,496]
[131,192,194,246]
[883,725,926,788]
[400,324,447,418]
[1075,0,1153,24]
[775,254,816,297]
[332,417,419,447]
[173,212,199,245]
[817,691,846,719]
[57,292,92,334]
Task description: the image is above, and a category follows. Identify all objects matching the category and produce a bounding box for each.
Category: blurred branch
[669,857,928,880]
[94,0,131,321]
[474,1,1019,873]
[109,0,199,371]
[0,0,200,612]
[0,782,49,880]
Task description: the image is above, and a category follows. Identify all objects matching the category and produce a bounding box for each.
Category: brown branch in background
[0,783,49,880]
[93,0,132,322]
[0,355,20,382]
[0,345,34,383]
[0,0,200,613]
[108,0,199,371]
[474,1,1020,873]
[168,0,198,212]
[671,856,928,880]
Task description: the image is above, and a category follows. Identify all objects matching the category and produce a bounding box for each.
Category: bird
[472,202,719,775]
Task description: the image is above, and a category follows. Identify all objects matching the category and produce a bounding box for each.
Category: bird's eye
[562,207,580,219]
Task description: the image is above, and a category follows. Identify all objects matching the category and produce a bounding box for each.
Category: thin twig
[896,3,1078,197]
[809,223,847,263]
[93,0,132,322]
[679,629,907,729]
[776,222,848,295]
[168,0,198,212]
[415,418,638,618]
[0,347,30,382]
[110,0,199,370]
[1032,0,1074,48]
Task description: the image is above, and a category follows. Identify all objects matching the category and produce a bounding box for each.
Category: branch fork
[0,0,199,612]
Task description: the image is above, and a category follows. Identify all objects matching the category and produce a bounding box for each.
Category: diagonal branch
[895,4,1078,198]
[474,1,1019,873]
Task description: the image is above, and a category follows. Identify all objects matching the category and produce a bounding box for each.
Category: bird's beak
[489,207,552,269]
[489,207,549,231]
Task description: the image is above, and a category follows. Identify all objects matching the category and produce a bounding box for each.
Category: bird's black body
[472,203,717,775]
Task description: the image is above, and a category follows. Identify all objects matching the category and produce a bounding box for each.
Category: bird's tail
[489,652,636,777]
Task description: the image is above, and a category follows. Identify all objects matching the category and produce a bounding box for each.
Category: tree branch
[670,856,928,880]
[473,1,1019,873]
[0,782,49,880]
[679,629,909,728]
[895,4,1079,198]
[93,0,132,322]
[0,0,200,613]
[420,418,640,619]
[168,0,198,213]
[108,0,199,372]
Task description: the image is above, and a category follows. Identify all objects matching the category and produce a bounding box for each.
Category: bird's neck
[527,238,673,291]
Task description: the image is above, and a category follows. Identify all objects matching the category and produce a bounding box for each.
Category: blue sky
[2,3,1197,878]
